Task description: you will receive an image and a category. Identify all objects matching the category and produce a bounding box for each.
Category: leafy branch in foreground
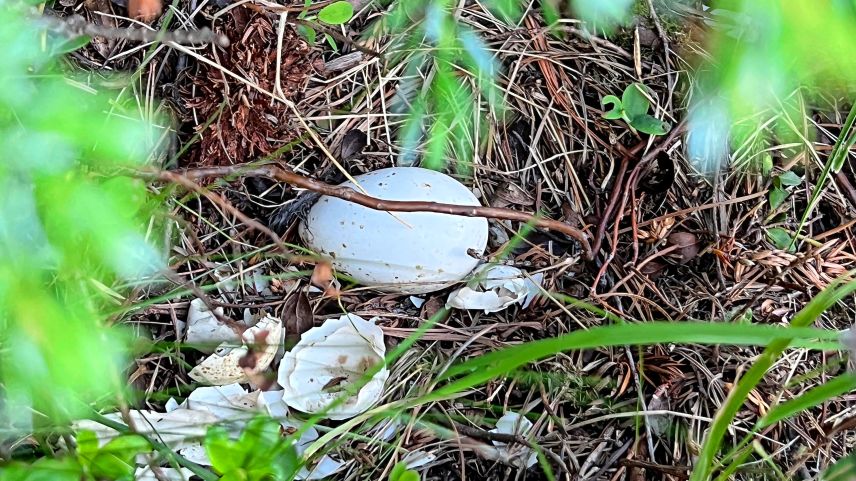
[0,1,164,431]
[368,0,638,171]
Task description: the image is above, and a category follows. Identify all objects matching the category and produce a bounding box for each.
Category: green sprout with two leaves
[600,82,671,136]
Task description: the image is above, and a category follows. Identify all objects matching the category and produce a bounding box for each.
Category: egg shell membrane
[446,264,532,313]
[185,298,238,354]
[278,314,388,420]
[185,384,260,423]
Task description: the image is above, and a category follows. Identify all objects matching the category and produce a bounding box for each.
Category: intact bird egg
[299,167,488,294]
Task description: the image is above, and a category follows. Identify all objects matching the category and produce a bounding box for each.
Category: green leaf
[621,83,651,119]
[769,187,787,209]
[825,453,856,481]
[541,0,561,28]
[766,227,793,251]
[485,0,520,23]
[205,427,244,474]
[3,458,85,481]
[81,433,149,480]
[433,321,842,397]
[101,433,151,457]
[317,1,354,25]
[219,469,249,481]
[324,33,338,51]
[601,95,623,120]
[49,35,92,56]
[761,153,774,176]
[298,25,317,44]
[89,451,136,480]
[239,417,282,469]
[268,441,300,480]
[390,462,420,481]
[690,279,856,481]
[75,430,100,461]
[777,170,802,186]
[629,114,670,136]
[759,373,856,428]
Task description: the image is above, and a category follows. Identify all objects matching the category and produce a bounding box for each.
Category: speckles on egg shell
[298,167,488,294]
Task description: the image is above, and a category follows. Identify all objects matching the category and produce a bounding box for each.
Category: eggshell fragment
[73,409,218,449]
[277,314,388,420]
[184,298,243,354]
[188,314,283,385]
[299,167,489,294]
[446,264,544,313]
[489,412,538,468]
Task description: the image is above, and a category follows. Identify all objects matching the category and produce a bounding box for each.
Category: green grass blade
[433,322,841,398]
[790,103,856,249]
[691,279,856,481]
[758,373,856,428]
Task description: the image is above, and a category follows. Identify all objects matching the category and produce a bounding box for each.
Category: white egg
[299,167,488,294]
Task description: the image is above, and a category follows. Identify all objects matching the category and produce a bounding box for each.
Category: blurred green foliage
[204,417,298,481]
[375,0,637,171]
[0,431,151,480]
[0,0,164,439]
[686,0,856,173]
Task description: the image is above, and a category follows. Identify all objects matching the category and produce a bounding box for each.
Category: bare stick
[39,13,229,46]
[156,164,594,259]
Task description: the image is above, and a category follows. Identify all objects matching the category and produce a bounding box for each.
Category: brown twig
[590,122,686,257]
[618,459,690,479]
[161,164,594,259]
[40,13,230,46]
[436,419,569,473]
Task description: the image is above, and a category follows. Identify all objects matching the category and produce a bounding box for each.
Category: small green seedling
[766,227,795,252]
[601,83,671,136]
[297,0,354,48]
[389,461,420,481]
[768,170,802,209]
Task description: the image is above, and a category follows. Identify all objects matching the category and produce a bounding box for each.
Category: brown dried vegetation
[181,6,322,167]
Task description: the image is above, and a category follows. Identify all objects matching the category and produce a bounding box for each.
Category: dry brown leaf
[283,290,314,348]
[310,261,340,298]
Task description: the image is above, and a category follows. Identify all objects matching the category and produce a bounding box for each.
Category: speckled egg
[299,167,488,294]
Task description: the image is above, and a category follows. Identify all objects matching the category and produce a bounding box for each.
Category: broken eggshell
[184,298,253,354]
[188,314,283,385]
[74,384,343,480]
[299,167,488,294]
[489,412,538,469]
[446,264,544,314]
[277,314,388,420]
